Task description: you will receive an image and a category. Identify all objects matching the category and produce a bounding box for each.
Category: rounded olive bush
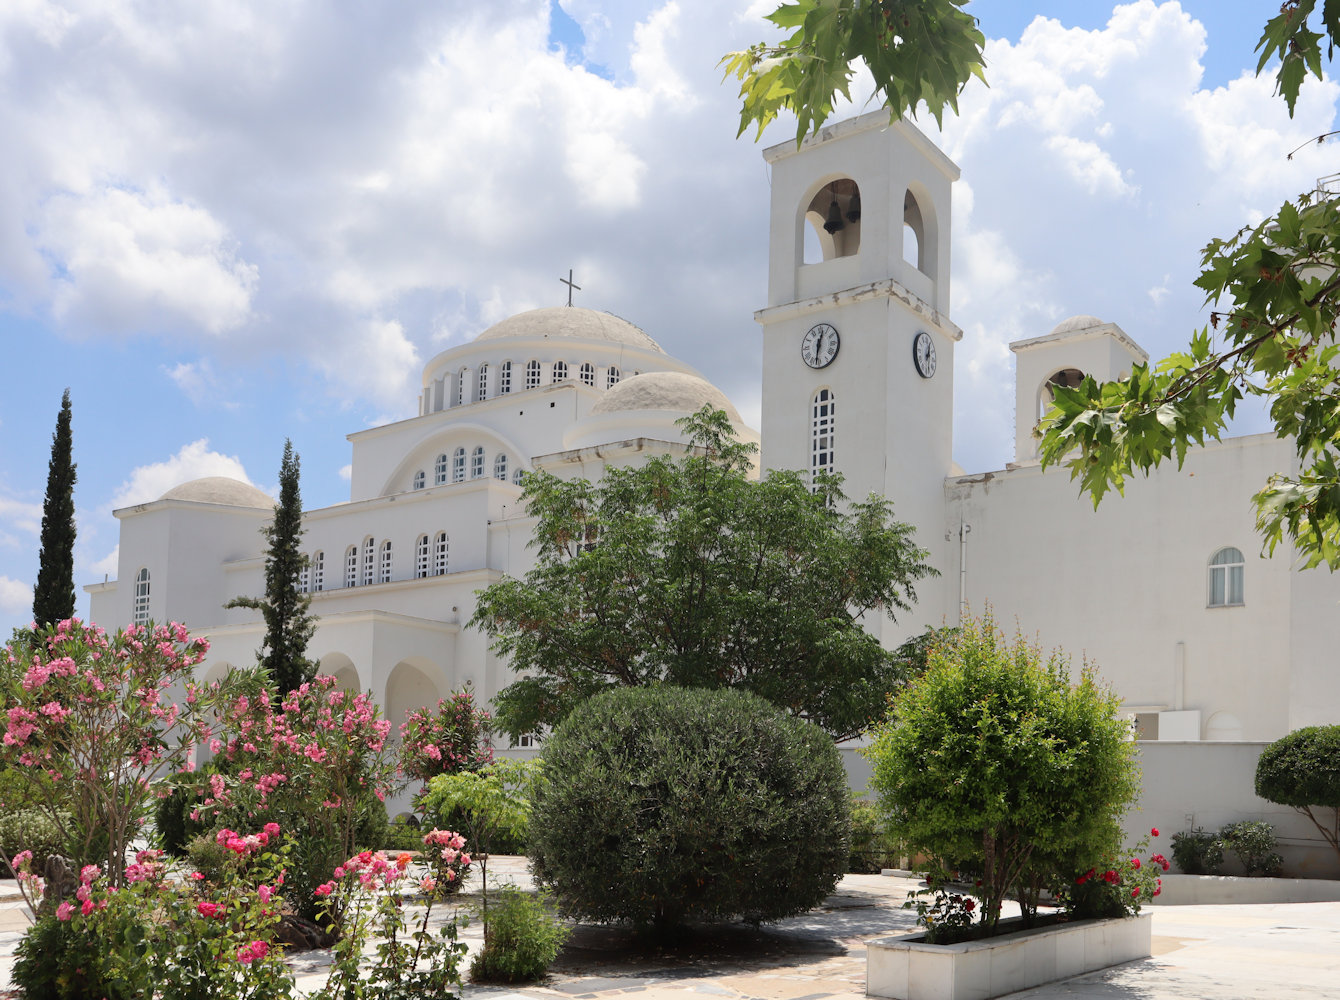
[529,686,849,933]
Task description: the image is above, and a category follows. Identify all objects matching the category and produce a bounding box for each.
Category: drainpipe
[1173,641,1185,712]
[958,519,971,624]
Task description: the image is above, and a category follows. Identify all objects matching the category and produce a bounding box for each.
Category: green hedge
[529,686,849,934]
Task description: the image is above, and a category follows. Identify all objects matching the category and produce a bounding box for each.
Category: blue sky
[0,1,1335,635]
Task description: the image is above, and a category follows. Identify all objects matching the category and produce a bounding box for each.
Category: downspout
[958,518,971,625]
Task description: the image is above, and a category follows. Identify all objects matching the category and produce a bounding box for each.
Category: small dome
[474,307,664,353]
[590,371,742,422]
[159,477,273,508]
[1049,314,1105,336]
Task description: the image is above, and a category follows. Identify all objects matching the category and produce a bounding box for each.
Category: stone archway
[318,652,362,694]
[383,657,444,740]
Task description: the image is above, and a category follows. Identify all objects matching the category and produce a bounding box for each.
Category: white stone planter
[866,912,1152,1000]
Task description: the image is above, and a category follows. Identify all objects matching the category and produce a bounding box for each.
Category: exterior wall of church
[944,432,1336,742]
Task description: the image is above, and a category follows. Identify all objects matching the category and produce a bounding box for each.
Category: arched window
[415,534,430,578]
[1209,547,1245,607]
[345,546,358,588]
[471,446,485,479]
[133,568,150,625]
[494,453,508,480]
[312,551,324,592]
[457,366,469,406]
[525,360,541,389]
[580,362,595,387]
[812,388,836,482]
[433,531,448,576]
[477,364,489,400]
[513,468,524,486]
[452,447,466,483]
[1040,368,1086,420]
[552,360,568,383]
[362,537,375,586]
[413,470,425,491]
[499,361,512,395]
[299,563,310,593]
[379,540,393,583]
[803,178,861,263]
[434,454,448,486]
[606,365,620,389]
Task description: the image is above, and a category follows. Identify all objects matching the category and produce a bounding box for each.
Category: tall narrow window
[552,360,568,382]
[526,360,541,389]
[362,537,375,586]
[415,534,430,578]
[580,362,595,387]
[811,388,836,482]
[513,468,524,486]
[477,364,489,400]
[1209,547,1245,607]
[471,446,485,479]
[434,454,448,485]
[433,531,448,576]
[499,361,512,394]
[312,551,324,592]
[299,563,310,593]
[452,447,466,483]
[606,365,620,388]
[457,367,468,405]
[345,546,358,588]
[413,470,425,491]
[494,453,508,480]
[379,540,393,583]
[133,568,150,625]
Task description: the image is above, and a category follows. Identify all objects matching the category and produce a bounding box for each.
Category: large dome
[590,371,742,422]
[159,477,273,509]
[473,306,665,353]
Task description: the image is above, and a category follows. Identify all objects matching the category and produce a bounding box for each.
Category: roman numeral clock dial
[801,323,839,369]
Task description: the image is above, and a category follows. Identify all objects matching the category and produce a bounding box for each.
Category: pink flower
[420,876,437,893]
[56,901,74,921]
[258,884,273,903]
[191,872,205,881]
[263,822,280,837]
[313,881,336,898]
[197,901,223,919]
[237,940,269,965]
[80,899,94,916]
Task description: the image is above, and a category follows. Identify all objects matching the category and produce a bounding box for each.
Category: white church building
[87,112,1340,866]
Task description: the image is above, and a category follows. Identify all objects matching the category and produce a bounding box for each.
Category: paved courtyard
[2,861,1338,998]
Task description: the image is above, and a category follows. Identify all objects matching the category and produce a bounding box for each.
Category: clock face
[801,323,840,369]
[913,331,937,378]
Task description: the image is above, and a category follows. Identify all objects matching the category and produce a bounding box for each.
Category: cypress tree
[33,389,77,628]
[227,439,316,692]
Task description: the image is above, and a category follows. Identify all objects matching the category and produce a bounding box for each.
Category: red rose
[1151,827,1159,837]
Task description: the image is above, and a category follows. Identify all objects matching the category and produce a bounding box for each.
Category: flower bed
[866,912,1152,1000]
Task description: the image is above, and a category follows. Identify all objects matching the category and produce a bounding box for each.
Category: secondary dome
[474,307,665,353]
[590,371,742,422]
[1049,314,1105,336]
[159,477,273,509]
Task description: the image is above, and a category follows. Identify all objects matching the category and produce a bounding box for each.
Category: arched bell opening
[802,178,862,263]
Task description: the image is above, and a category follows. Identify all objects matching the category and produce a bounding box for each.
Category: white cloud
[0,497,42,540]
[0,575,30,616]
[338,464,352,482]
[86,545,118,581]
[109,439,256,509]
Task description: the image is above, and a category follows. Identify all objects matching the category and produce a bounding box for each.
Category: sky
[0,0,1336,636]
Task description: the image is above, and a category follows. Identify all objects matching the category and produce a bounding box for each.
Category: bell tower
[754,111,961,635]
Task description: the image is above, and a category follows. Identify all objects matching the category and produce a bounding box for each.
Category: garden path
[2,863,1339,998]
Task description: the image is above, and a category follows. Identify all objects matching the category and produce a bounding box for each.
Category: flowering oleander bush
[179,668,398,920]
[311,835,470,1000]
[867,614,1140,936]
[11,826,296,1000]
[1064,829,1169,918]
[0,618,214,884]
[400,687,494,796]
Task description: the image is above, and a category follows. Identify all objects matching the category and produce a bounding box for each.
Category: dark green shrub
[0,808,68,875]
[530,686,849,934]
[1220,820,1284,877]
[153,784,210,857]
[185,832,231,884]
[470,886,570,982]
[1256,726,1340,864]
[1170,828,1224,875]
[849,798,900,873]
[12,913,130,1000]
[383,824,426,852]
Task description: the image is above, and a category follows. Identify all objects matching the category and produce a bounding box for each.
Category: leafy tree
[721,0,986,143]
[33,389,77,628]
[470,406,936,744]
[226,439,316,692]
[866,614,1138,935]
[1255,725,1340,863]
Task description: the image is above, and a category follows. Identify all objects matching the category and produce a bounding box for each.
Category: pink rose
[56,901,74,921]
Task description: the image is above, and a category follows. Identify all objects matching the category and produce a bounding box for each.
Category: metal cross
[560,269,581,307]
